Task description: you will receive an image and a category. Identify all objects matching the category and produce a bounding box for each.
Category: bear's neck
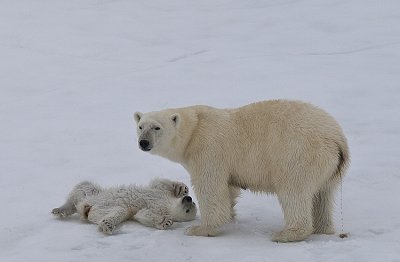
[160,108,201,164]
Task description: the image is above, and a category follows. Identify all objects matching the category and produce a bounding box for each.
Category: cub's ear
[134,112,143,124]
[171,113,180,127]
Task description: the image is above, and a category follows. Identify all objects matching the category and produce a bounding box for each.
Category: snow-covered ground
[1,0,400,261]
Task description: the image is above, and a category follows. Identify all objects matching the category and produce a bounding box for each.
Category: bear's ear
[171,113,180,127]
[134,112,143,124]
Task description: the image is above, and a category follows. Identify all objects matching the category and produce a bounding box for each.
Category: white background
[1,0,399,261]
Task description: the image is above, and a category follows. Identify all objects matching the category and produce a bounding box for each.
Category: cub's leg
[86,206,132,234]
[313,180,338,234]
[134,208,173,230]
[273,191,314,242]
[52,181,102,218]
[149,178,189,198]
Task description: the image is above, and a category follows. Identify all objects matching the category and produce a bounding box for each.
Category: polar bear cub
[52,178,197,234]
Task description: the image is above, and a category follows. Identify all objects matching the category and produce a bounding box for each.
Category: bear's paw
[173,183,189,198]
[157,217,173,230]
[98,219,115,234]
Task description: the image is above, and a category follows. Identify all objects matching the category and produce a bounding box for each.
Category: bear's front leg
[134,208,173,230]
[185,173,232,237]
[90,206,131,235]
[149,178,189,198]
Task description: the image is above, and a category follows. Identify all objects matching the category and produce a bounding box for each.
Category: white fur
[134,100,350,242]
[52,178,197,234]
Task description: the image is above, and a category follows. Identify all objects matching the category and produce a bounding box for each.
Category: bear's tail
[335,140,350,180]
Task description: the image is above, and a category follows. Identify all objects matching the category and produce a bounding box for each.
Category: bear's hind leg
[273,192,314,242]
[52,205,76,218]
[52,181,102,218]
[312,181,337,235]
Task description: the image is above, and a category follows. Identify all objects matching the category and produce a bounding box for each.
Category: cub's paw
[98,219,115,234]
[157,217,173,230]
[51,207,70,218]
[173,183,189,198]
[185,225,218,237]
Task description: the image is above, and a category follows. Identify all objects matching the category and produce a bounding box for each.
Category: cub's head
[134,110,180,158]
[170,195,197,222]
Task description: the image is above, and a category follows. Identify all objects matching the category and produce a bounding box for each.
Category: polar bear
[134,100,350,242]
[51,178,197,234]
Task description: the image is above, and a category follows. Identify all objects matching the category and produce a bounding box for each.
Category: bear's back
[228,100,345,142]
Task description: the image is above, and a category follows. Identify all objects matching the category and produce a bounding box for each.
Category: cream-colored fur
[134,100,350,242]
[52,178,197,234]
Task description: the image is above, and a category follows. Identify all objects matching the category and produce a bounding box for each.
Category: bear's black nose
[139,140,151,151]
[182,196,192,203]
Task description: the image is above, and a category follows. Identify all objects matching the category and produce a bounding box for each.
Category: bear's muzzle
[139,139,152,151]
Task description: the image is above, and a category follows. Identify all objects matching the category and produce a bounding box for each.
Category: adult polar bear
[134,100,349,242]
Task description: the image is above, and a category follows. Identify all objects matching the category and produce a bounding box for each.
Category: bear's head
[134,110,182,161]
[170,195,197,222]
[134,108,199,163]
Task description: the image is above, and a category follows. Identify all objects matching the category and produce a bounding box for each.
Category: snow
[1,0,400,261]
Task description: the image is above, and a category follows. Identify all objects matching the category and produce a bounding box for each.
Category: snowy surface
[1,0,400,261]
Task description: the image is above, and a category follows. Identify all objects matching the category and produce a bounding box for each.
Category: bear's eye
[186,209,190,213]
[154,127,160,130]
[139,126,143,130]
